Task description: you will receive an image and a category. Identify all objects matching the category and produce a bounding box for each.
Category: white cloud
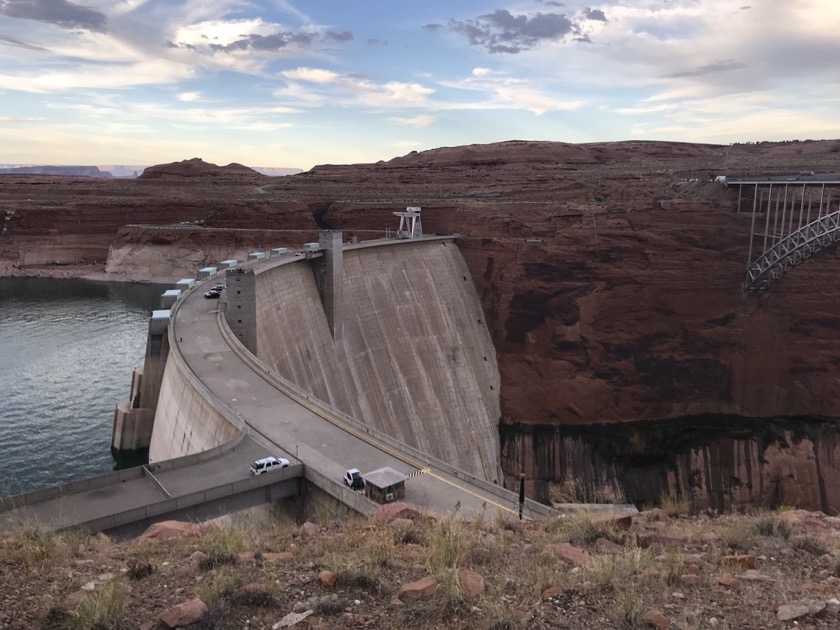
[0,59,194,93]
[439,72,583,114]
[173,18,269,48]
[274,70,434,110]
[388,115,435,128]
[176,91,202,102]
[282,67,340,84]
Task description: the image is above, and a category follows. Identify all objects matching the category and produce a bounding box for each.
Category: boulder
[398,576,438,601]
[642,608,669,629]
[721,555,758,571]
[319,570,337,588]
[547,542,592,567]
[159,597,208,628]
[457,569,485,598]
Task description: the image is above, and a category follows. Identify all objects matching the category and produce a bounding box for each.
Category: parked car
[344,468,364,491]
[250,456,290,475]
[204,289,221,299]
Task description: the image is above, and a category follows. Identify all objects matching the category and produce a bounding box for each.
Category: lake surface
[0,278,167,495]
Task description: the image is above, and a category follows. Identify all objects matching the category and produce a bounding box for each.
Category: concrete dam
[146,235,504,487]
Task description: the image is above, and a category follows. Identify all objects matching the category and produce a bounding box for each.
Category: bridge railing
[0,467,146,513]
[68,464,303,534]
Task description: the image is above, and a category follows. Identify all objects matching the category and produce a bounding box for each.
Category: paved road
[0,437,278,531]
[174,280,539,522]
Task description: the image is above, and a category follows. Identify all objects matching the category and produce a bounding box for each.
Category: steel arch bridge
[744,209,840,290]
[726,175,840,291]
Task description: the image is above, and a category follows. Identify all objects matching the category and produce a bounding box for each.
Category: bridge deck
[0,436,287,532]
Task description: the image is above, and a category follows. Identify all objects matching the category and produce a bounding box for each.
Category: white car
[344,468,364,491]
[250,456,290,475]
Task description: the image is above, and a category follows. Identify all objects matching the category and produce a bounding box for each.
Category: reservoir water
[0,278,166,495]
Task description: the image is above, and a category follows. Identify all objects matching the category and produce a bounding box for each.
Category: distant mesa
[139,157,263,179]
[0,165,112,178]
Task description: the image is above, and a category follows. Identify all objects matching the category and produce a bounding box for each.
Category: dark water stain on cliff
[500,415,840,513]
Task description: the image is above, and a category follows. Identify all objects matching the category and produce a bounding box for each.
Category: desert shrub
[616,582,645,626]
[494,509,521,532]
[330,551,385,593]
[198,551,237,571]
[197,525,245,570]
[428,518,466,575]
[556,511,624,546]
[522,555,565,599]
[549,479,625,505]
[581,545,651,592]
[791,536,829,556]
[196,568,238,607]
[435,566,464,610]
[659,549,685,585]
[314,504,334,526]
[71,581,127,630]
[314,598,348,617]
[754,514,792,540]
[231,585,274,607]
[197,599,230,630]
[199,525,245,557]
[392,520,426,545]
[659,491,691,517]
[719,518,755,552]
[18,525,58,565]
[126,558,154,580]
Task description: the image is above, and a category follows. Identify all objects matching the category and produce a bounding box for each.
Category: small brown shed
[363,466,407,504]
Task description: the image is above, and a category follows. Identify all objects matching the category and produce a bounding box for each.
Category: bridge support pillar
[318,230,343,342]
[112,310,170,453]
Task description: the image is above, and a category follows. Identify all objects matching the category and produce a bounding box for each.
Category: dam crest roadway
[2,221,570,535]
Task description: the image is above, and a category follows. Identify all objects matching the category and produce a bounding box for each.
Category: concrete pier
[111,310,171,452]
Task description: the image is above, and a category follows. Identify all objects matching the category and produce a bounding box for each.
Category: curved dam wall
[254,239,503,482]
[148,346,242,462]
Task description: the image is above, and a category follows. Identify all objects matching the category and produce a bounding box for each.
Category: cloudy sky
[1,0,839,169]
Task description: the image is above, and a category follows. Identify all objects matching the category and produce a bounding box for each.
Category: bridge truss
[730,177,840,291]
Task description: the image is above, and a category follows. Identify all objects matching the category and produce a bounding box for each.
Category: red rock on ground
[159,597,207,628]
[398,576,438,601]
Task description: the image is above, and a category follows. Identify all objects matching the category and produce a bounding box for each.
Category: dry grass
[2,505,840,629]
[544,510,625,546]
[659,491,691,517]
[71,581,127,630]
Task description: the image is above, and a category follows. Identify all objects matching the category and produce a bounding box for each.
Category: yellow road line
[426,471,529,520]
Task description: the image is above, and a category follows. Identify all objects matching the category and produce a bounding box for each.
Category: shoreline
[0,261,179,285]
